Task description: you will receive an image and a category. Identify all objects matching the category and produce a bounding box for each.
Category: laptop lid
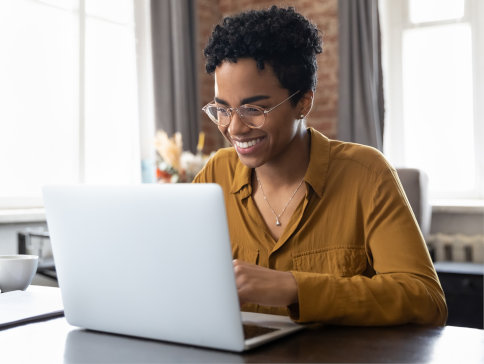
[43,184,302,352]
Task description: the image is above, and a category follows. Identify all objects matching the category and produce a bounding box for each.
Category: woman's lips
[233,137,264,155]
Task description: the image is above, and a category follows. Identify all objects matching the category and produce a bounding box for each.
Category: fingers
[232,259,298,307]
[232,260,254,306]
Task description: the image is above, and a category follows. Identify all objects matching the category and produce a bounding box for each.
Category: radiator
[427,233,484,263]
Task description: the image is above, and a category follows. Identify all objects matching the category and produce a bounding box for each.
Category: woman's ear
[298,90,314,119]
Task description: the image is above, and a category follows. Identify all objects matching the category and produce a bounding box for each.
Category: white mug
[0,255,39,293]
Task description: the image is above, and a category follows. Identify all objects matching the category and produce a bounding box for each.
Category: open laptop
[42,184,303,352]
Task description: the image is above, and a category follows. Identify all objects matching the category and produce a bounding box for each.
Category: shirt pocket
[232,244,259,264]
[292,247,367,277]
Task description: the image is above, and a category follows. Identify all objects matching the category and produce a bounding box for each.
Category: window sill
[431,200,484,214]
[0,208,46,224]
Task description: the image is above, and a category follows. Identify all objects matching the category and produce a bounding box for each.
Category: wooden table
[1,317,483,363]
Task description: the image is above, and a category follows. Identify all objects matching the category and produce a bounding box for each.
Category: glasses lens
[239,105,265,128]
[203,104,265,128]
[204,106,227,125]
[216,107,231,126]
[205,106,215,119]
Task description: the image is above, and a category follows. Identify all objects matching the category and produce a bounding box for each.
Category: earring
[299,114,305,119]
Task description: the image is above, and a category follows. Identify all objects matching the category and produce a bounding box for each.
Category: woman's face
[214,58,306,169]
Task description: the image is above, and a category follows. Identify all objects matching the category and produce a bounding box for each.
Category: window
[0,0,140,209]
[380,0,484,201]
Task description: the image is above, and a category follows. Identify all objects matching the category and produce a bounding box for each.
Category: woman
[195,6,447,325]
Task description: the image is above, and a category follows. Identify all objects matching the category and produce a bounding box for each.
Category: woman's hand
[233,259,298,307]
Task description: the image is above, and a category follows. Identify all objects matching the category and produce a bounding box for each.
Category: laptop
[42,184,303,352]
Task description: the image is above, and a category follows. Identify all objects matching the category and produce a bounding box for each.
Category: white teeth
[235,138,261,149]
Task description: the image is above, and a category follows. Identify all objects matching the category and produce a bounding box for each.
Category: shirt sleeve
[289,167,447,326]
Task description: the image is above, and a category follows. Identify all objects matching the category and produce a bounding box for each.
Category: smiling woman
[194,6,447,326]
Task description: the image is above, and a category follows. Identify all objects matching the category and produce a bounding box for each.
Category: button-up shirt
[193,128,447,325]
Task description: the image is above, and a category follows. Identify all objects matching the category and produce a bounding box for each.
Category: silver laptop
[42,184,302,352]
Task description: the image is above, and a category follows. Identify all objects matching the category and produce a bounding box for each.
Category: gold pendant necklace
[255,173,304,226]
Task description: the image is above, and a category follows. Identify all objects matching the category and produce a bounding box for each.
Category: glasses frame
[202,90,300,129]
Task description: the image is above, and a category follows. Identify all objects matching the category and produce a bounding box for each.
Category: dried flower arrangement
[154,131,210,183]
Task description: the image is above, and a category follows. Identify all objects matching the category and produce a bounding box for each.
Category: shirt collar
[229,127,330,199]
[230,158,252,198]
[304,127,330,198]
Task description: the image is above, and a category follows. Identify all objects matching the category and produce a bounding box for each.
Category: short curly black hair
[203,6,322,105]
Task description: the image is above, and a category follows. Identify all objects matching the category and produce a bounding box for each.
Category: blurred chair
[396,168,432,239]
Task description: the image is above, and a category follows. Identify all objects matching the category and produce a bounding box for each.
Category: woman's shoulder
[211,147,238,160]
[206,147,239,169]
[193,147,239,183]
[328,139,395,176]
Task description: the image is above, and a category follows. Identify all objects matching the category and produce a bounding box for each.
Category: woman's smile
[233,136,265,155]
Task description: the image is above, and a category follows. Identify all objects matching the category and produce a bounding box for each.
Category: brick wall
[196,0,339,153]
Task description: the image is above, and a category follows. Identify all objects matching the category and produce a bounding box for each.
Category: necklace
[255,173,305,226]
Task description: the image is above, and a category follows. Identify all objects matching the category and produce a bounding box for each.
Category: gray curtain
[338,0,384,151]
[151,0,199,153]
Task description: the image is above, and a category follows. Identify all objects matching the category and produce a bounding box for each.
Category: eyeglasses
[202,90,300,129]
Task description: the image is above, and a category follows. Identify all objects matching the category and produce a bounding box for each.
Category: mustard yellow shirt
[193,128,447,326]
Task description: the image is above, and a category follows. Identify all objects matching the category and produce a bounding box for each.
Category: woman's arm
[289,168,447,325]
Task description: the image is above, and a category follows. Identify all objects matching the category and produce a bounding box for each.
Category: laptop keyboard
[243,324,278,340]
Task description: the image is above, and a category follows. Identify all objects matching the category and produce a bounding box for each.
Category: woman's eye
[216,108,230,115]
[242,106,262,115]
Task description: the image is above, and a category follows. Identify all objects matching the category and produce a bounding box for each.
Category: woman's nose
[227,110,251,135]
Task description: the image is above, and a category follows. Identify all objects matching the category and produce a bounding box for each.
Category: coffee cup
[0,255,39,293]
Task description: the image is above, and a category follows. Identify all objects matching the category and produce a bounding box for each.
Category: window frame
[0,0,144,210]
[380,0,484,202]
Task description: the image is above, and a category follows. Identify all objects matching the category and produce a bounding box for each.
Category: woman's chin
[236,152,265,169]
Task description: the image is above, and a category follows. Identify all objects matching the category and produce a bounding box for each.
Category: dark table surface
[1,317,483,363]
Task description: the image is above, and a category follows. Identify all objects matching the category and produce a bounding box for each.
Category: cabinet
[434,262,484,329]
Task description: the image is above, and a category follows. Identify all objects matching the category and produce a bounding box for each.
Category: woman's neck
[255,126,310,187]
